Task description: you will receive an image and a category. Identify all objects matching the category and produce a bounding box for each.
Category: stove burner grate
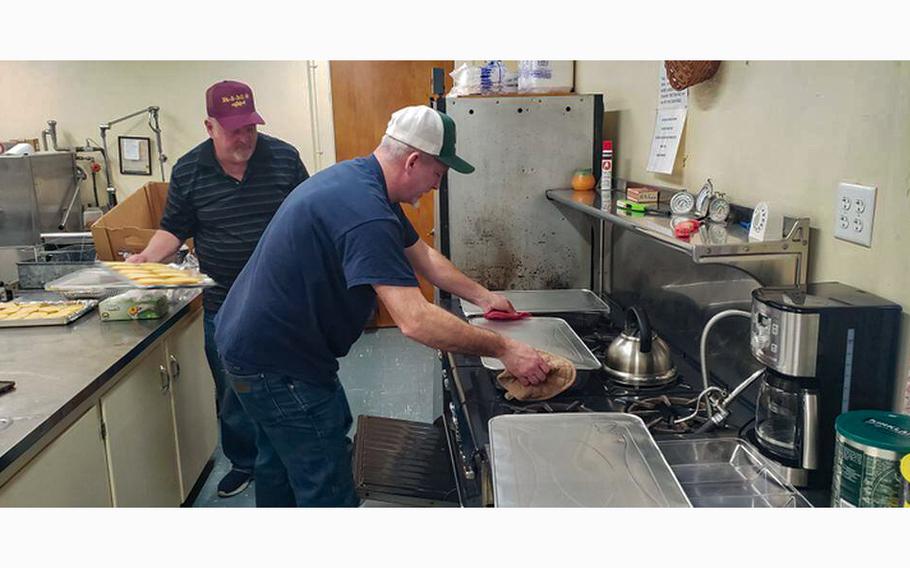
[624,395,707,434]
[502,400,595,414]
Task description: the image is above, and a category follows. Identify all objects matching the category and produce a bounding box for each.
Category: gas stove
[439,301,716,505]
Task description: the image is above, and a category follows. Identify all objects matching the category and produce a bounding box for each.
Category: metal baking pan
[44,266,134,299]
[96,262,216,290]
[0,300,98,328]
[98,262,215,290]
[489,413,691,507]
[657,437,812,507]
[46,263,216,295]
[468,316,601,371]
[460,289,610,317]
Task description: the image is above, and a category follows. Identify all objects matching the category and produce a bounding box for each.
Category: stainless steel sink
[657,437,811,507]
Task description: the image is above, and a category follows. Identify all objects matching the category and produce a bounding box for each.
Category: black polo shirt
[159,134,309,312]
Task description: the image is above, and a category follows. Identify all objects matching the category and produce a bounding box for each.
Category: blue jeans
[224,365,360,508]
[203,311,257,474]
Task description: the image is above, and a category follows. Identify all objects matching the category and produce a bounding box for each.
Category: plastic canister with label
[830,410,910,508]
[901,453,910,507]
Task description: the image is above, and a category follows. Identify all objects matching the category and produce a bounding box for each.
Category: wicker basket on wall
[664,61,721,90]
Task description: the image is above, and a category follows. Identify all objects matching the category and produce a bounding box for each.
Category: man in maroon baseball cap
[200,80,268,176]
[205,80,266,131]
[128,79,310,500]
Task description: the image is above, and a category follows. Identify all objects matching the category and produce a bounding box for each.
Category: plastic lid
[603,140,613,151]
[835,410,910,453]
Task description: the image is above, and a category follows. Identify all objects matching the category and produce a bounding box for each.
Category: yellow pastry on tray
[104,262,206,287]
[0,302,86,321]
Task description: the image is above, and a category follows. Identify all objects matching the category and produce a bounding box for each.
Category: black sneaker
[217,469,253,498]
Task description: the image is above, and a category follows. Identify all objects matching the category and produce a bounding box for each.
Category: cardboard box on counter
[626,186,659,203]
[90,182,192,261]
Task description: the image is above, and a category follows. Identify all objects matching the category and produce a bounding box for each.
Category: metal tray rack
[0,300,98,328]
[657,437,812,507]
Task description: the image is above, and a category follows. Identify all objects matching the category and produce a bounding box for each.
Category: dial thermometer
[708,194,731,223]
[669,191,695,215]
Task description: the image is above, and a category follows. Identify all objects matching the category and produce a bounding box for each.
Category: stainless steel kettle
[604,306,676,387]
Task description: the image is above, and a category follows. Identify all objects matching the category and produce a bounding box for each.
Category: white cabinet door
[166,309,218,501]
[101,343,181,507]
[0,405,112,507]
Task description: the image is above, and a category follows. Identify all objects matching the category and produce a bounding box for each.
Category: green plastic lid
[835,410,910,453]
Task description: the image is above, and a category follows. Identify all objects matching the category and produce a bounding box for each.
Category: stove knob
[436,350,444,361]
[459,450,476,480]
[448,402,459,428]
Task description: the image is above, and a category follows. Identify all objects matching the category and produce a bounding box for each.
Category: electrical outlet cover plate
[834,182,876,247]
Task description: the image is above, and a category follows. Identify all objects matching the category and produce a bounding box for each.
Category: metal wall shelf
[546,187,811,286]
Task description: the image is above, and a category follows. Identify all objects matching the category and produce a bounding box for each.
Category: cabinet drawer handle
[169,354,181,380]
[159,365,170,394]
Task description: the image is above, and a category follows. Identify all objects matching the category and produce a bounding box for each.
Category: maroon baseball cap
[205,80,266,130]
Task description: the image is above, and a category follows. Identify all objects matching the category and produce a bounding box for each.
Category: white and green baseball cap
[385,105,475,174]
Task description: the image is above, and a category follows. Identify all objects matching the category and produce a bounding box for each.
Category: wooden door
[101,343,181,507]
[330,60,454,327]
[166,309,217,502]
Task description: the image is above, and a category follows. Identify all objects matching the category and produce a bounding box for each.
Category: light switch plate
[834,182,876,247]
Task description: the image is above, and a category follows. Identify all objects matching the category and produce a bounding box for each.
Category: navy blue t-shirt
[214,155,420,381]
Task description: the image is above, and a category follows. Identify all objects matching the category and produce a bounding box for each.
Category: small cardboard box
[626,186,659,203]
[91,182,191,261]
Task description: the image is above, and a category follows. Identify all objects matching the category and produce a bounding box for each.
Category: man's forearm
[401,301,509,358]
[137,230,183,262]
[408,243,490,305]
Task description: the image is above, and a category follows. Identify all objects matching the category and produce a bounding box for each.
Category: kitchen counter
[0,290,202,484]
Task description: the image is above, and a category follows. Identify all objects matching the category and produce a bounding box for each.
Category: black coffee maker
[746,282,901,488]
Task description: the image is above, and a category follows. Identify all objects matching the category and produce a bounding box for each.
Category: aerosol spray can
[600,140,613,191]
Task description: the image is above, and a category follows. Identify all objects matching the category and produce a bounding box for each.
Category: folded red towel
[484,309,532,321]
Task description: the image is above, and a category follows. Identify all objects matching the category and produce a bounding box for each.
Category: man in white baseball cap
[214,104,549,507]
[385,105,475,174]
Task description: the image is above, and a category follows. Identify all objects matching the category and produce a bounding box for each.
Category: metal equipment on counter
[438,95,603,291]
[0,151,83,247]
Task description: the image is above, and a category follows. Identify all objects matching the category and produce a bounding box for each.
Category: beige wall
[576,61,910,408]
[0,61,336,206]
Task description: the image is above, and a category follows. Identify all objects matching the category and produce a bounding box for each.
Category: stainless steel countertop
[0,291,201,481]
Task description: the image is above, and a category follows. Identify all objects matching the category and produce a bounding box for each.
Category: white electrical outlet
[834,182,876,247]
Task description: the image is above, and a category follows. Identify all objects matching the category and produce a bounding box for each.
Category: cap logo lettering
[220,93,251,108]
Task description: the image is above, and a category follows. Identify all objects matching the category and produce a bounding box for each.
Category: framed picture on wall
[118,136,152,176]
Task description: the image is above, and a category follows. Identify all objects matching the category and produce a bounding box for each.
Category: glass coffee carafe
[754,370,817,463]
